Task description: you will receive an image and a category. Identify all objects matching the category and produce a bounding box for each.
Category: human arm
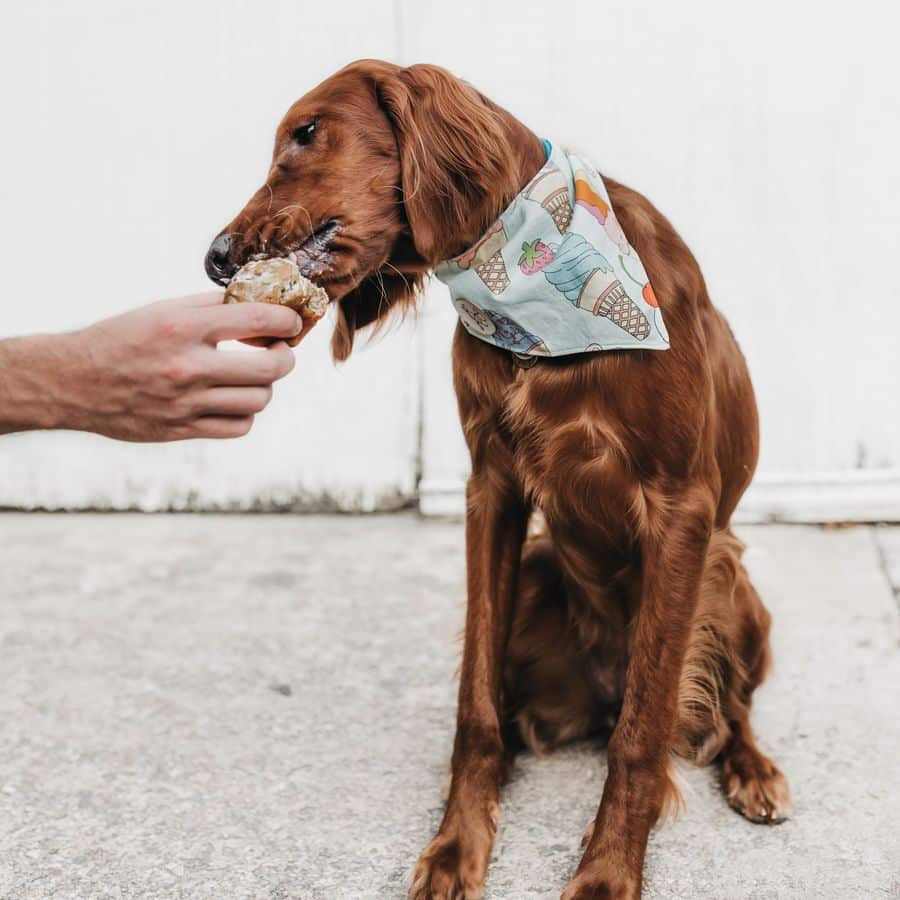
[0,291,303,441]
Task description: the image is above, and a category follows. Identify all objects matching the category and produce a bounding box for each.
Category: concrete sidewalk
[0,515,898,900]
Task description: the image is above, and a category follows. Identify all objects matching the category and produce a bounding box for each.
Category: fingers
[157,332,296,441]
[178,415,256,440]
[189,386,273,417]
[206,341,296,386]
[200,302,302,343]
[239,319,309,348]
[158,290,227,309]
[166,382,277,441]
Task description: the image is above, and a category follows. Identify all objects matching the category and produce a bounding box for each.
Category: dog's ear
[375,64,521,263]
[331,269,423,362]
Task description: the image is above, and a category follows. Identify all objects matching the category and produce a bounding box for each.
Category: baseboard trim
[418,478,468,518]
[419,470,900,523]
[733,471,900,523]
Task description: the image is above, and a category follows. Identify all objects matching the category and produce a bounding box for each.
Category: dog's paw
[560,859,640,900]
[408,837,483,900]
[721,750,791,824]
[409,813,497,900]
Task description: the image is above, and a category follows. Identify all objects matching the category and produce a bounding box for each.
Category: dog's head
[205,60,533,359]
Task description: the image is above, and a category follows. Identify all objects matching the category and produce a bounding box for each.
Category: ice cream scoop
[522,233,650,340]
[224,257,328,347]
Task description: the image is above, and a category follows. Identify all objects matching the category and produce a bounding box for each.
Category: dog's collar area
[435,141,670,359]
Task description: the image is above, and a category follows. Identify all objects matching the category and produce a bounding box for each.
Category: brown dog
[206,60,790,900]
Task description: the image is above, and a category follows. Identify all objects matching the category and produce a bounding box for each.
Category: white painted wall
[1,1,898,518]
[414,0,900,521]
[0,1,417,511]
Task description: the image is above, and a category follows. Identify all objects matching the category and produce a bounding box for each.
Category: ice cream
[574,171,631,254]
[456,220,510,294]
[519,233,650,340]
[224,257,328,347]
[524,163,574,234]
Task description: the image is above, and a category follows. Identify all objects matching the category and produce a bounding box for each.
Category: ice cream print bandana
[434,141,669,358]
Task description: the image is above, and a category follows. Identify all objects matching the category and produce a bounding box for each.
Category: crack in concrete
[871,525,900,613]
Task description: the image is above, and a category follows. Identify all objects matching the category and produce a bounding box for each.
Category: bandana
[434,141,669,358]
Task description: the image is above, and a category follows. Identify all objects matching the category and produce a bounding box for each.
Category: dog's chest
[453,326,678,547]
[499,373,648,541]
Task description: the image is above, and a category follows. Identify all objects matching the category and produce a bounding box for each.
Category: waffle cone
[595,283,651,340]
[475,250,510,294]
[545,191,574,233]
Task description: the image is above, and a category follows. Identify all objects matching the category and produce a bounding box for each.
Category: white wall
[1,1,898,518]
[0,1,417,511]
[414,0,900,521]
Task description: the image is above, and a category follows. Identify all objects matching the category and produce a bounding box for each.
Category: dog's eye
[291,122,316,146]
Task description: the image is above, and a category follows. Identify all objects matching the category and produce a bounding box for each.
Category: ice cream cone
[457,220,509,294]
[545,190,574,233]
[574,172,610,224]
[594,282,651,340]
[537,233,650,340]
[525,164,574,234]
[540,233,614,304]
[474,250,509,294]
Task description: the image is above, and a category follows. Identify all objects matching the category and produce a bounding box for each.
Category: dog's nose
[205,233,238,285]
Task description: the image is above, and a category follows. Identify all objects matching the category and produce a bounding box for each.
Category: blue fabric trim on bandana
[434,142,670,358]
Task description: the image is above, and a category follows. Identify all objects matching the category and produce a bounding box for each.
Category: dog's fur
[210,60,790,900]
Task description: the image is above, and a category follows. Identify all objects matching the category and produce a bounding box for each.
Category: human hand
[17,292,304,441]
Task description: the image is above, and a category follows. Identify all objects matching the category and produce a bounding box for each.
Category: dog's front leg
[562,486,715,900]
[410,472,528,900]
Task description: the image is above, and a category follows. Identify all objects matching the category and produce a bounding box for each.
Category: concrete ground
[1,514,898,900]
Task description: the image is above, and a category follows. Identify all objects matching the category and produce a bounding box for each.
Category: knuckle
[158,313,187,340]
[163,400,192,423]
[167,424,192,441]
[162,362,196,387]
[159,364,181,386]
[247,306,269,333]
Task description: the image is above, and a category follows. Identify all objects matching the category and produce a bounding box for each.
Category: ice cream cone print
[523,232,650,340]
[525,163,574,234]
[437,148,670,357]
[574,172,610,222]
[594,283,651,340]
[575,170,631,254]
[456,220,510,294]
[619,253,666,343]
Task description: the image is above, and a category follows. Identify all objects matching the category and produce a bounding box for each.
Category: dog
[205,60,790,900]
